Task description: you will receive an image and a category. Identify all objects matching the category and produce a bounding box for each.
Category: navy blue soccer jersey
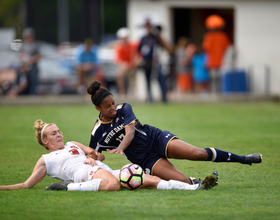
[89,103,177,174]
[138,34,161,60]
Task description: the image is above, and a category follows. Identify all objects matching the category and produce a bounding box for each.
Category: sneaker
[197,171,219,190]
[45,180,73,191]
[245,153,263,165]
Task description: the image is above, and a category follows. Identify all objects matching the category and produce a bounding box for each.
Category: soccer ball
[119,164,145,190]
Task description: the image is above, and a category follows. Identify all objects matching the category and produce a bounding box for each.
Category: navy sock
[204,148,246,164]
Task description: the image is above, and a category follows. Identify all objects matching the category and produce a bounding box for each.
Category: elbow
[128,132,135,143]
[128,130,135,140]
[98,153,105,162]
[23,182,34,189]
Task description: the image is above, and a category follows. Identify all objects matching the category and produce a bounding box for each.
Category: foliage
[0,0,24,37]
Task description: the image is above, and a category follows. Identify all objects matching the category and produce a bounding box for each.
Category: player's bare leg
[116,66,127,95]
[93,169,121,191]
[46,169,120,191]
[140,174,162,189]
[167,139,262,165]
[152,158,192,184]
[167,139,208,160]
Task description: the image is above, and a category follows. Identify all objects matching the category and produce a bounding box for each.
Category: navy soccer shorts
[142,130,177,175]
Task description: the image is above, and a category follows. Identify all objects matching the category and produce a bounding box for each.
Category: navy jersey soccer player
[89,103,176,175]
[87,80,262,185]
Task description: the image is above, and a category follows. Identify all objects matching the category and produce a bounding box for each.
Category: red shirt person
[114,28,140,96]
[202,14,231,92]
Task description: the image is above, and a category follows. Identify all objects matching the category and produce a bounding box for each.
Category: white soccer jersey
[42,142,119,182]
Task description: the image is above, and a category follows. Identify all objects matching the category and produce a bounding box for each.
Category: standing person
[74,38,99,94]
[192,45,210,94]
[114,27,140,97]
[0,119,219,191]
[87,81,262,184]
[175,37,196,93]
[138,20,173,103]
[202,14,231,93]
[19,27,41,95]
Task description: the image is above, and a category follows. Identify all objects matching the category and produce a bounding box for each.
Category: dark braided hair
[87,81,112,106]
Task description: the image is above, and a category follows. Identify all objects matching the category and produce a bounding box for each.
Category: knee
[101,179,121,191]
[106,180,121,191]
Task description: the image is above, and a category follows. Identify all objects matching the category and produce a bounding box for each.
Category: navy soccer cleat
[45,180,73,191]
[245,153,263,165]
[189,177,201,185]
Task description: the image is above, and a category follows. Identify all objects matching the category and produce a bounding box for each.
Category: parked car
[38,42,78,94]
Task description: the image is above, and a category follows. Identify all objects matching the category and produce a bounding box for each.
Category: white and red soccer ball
[119,164,145,190]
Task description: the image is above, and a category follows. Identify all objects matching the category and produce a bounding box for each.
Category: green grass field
[0,102,279,220]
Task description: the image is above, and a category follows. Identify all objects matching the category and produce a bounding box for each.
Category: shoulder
[64,141,74,147]
[38,156,45,162]
[37,156,46,166]
[119,103,136,119]
[91,119,104,136]
[117,103,132,111]
[69,141,79,146]
[140,36,149,43]
[70,141,84,150]
[116,103,125,109]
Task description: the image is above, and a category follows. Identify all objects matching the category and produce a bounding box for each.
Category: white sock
[157,180,199,190]
[157,180,173,189]
[67,179,103,191]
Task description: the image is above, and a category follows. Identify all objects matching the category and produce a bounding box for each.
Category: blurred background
[0,0,279,102]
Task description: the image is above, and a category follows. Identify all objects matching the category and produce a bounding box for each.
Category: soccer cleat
[245,153,263,165]
[196,171,219,190]
[45,180,73,191]
[211,171,219,187]
[189,177,201,185]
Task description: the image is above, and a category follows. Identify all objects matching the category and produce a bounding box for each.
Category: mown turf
[0,102,279,220]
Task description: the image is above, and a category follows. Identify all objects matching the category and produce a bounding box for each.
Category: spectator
[202,14,231,93]
[138,20,173,103]
[74,38,99,94]
[192,45,210,94]
[0,68,16,96]
[0,65,30,97]
[19,27,41,95]
[114,27,140,97]
[9,64,30,97]
[175,37,196,93]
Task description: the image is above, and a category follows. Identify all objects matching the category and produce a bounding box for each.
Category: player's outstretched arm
[0,157,47,190]
[71,141,105,162]
[107,123,135,155]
